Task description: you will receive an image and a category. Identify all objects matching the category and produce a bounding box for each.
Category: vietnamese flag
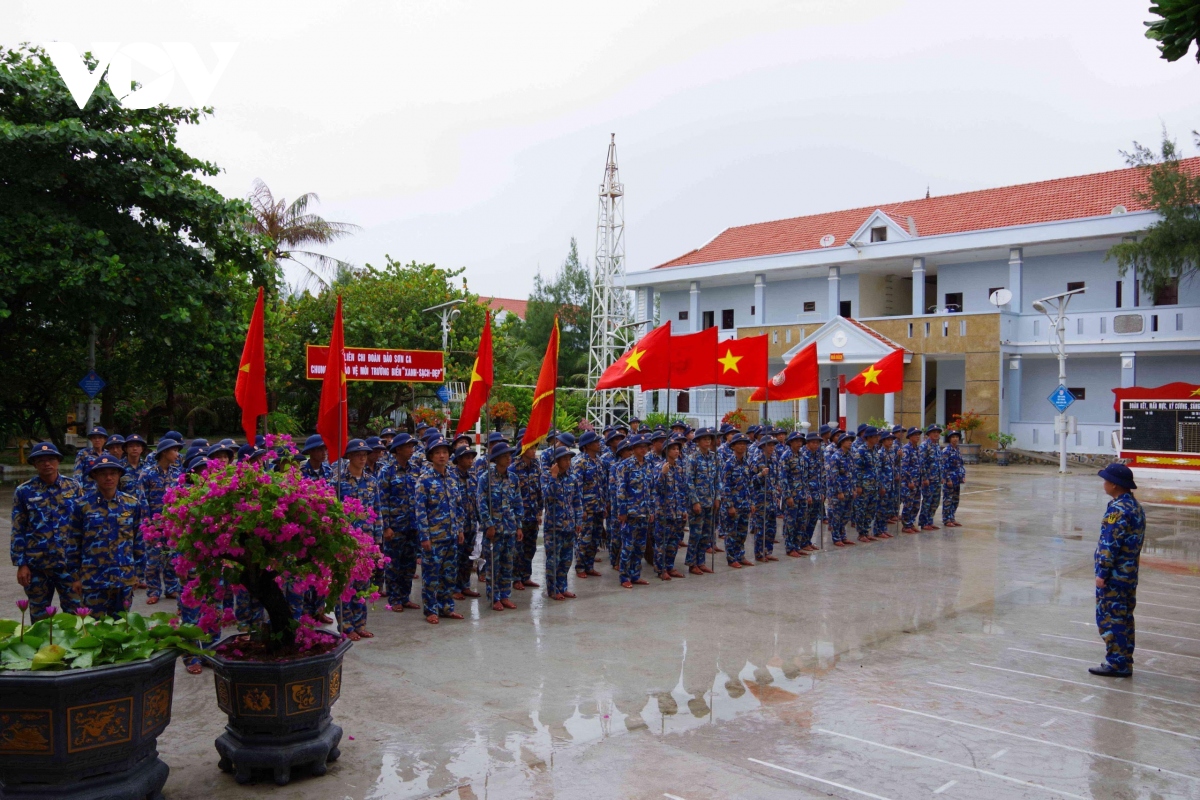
[316,296,349,461]
[455,310,494,435]
[715,333,768,388]
[846,348,905,395]
[594,322,671,390]
[642,326,718,390]
[234,286,268,443]
[521,316,559,454]
[749,342,817,402]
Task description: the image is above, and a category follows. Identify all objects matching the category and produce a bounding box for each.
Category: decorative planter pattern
[206,634,349,786]
[0,648,178,799]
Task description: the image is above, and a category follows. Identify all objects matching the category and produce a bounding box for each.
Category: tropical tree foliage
[522,238,593,386]
[1146,1,1200,63]
[245,179,360,294]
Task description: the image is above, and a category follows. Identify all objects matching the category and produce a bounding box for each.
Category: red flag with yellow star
[714,333,768,388]
[316,295,348,461]
[455,310,494,435]
[845,348,905,395]
[594,322,671,390]
[521,315,559,454]
[234,286,268,443]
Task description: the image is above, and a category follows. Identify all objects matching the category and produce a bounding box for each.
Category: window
[676,390,690,413]
[1151,314,1159,332]
[702,310,714,329]
[839,300,852,318]
[678,310,688,321]
[750,305,756,316]
[803,301,816,313]
[1067,281,1085,292]
[772,330,778,343]
[1068,387,1086,400]
[1154,277,1179,306]
[870,226,888,242]
[721,309,734,330]
[960,319,967,336]
[944,292,963,312]
[1116,281,1123,308]
[908,322,913,338]
[942,320,949,337]
[1134,279,1140,307]
[785,329,792,343]
[723,389,735,398]
[924,321,930,337]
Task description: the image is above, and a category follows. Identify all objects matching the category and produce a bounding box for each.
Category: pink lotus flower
[75,607,91,617]
[15,599,28,612]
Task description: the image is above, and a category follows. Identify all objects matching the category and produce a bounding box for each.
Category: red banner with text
[305,345,445,382]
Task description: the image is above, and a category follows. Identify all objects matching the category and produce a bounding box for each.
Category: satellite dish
[989,289,1013,306]
[819,234,835,248]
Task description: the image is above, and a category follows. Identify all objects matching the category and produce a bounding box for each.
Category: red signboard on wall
[1113,382,1200,470]
[305,345,444,383]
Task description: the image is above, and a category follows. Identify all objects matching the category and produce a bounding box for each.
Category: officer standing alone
[1090,464,1146,678]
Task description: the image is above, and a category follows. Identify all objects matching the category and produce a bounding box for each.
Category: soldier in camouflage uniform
[68,455,147,617]
[799,432,825,552]
[380,434,421,612]
[780,432,806,556]
[139,438,183,604]
[941,430,966,527]
[685,428,721,575]
[542,446,582,600]
[654,436,689,580]
[899,427,923,533]
[850,426,881,543]
[826,434,855,547]
[478,441,525,610]
[299,434,333,483]
[336,439,383,640]
[616,435,655,587]
[720,435,757,568]
[1090,464,1145,677]
[12,442,84,619]
[451,445,482,601]
[72,426,109,488]
[918,425,943,530]
[415,437,464,623]
[873,432,897,539]
[752,438,780,561]
[511,446,544,591]
[572,431,607,579]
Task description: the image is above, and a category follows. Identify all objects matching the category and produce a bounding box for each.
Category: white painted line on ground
[1039,718,1057,727]
[875,705,1200,783]
[933,779,957,794]
[1139,601,1200,612]
[960,488,1002,495]
[816,727,1088,799]
[991,749,1008,759]
[1070,620,1200,643]
[747,758,894,800]
[1146,581,1200,590]
[927,682,1200,741]
[664,794,688,800]
[1140,589,1200,598]
[1139,614,1200,628]
[970,663,1200,709]
[1007,647,1200,683]
[1040,633,1200,662]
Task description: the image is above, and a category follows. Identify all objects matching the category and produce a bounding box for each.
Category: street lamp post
[1031,287,1084,474]
[422,299,463,433]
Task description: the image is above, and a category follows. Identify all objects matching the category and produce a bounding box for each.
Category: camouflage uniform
[336,470,382,632]
[799,446,825,548]
[138,462,181,600]
[11,474,84,618]
[874,444,897,536]
[720,454,754,564]
[415,464,463,617]
[825,448,853,543]
[71,448,104,489]
[572,451,607,573]
[68,488,147,616]
[751,452,778,560]
[780,446,805,553]
[654,458,689,574]
[941,444,966,524]
[899,440,922,529]
[511,456,544,585]
[918,438,943,527]
[478,465,524,601]
[300,459,333,484]
[542,468,582,595]
[685,449,721,568]
[380,459,419,606]
[616,457,655,583]
[1095,493,1146,673]
[452,462,479,594]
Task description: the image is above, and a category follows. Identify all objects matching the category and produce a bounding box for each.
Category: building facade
[622,160,1200,454]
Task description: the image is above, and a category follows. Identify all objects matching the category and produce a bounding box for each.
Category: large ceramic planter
[995,449,1010,466]
[0,648,178,800]
[206,634,349,786]
[960,442,981,464]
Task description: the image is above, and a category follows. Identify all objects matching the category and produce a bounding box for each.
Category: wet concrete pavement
[2,464,1198,799]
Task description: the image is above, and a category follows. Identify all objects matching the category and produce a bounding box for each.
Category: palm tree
[246,179,361,293]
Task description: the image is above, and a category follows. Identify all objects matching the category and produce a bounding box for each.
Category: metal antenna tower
[587,133,632,427]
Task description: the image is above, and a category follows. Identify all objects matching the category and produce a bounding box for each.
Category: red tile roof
[654,158,1200,269]
[479,296,528,320]
[845,317,910,356]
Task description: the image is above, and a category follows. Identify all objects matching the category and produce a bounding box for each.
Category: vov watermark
[41,42,238,110]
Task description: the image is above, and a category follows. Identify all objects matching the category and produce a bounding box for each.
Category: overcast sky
[13,1,1200,296]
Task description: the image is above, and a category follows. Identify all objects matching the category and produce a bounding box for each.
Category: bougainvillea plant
[146,461,384,654]
[486,400,518,426]
[722,408,749,429]
[410,405,449,428]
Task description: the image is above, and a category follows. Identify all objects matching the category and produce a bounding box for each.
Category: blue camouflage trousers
[454,529,476,594]
[901,485,921,528]
[827,496,851,543]
[576,513,604,573]
[23,568,77,620]
[1097,581,1137,672]
[487,533,517,601]
[942,484,961,523]
[422,538,458,616]
[608,515,620,568]
[753,510,777,559]
[801,500,821,549]
[619,517,650,583]
[384,529,418,604]
[82,584,133,618]
[516,523,539,583]
[144,542,180,600]
[654,516,686,574]
[852,490,878,537]
[234,587,263,628]
[544,526,574,595]
[685,506,716,567]
[723,510,749,565]
[918,484,941,527]
[782,502,802,553]
[874,489,895,536]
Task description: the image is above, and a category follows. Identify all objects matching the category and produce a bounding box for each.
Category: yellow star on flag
[717,349,742,373]
[468,357,483,391]
[239,363,250,373]
[623,347,645,373]
[1191,387,1200,397]
[861,364,882,385]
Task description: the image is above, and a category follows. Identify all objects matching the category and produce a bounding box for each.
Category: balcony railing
[1001,306,1200,348]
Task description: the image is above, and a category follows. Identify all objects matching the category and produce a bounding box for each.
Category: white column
[883,392,895,426]
[1008,247,1023,312]
[1007,354,1021,424]
[799,398,810,429]
[912,257,926,316]
[828,266,841,319]
[753,273,766,325]
[689,280,700,332]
